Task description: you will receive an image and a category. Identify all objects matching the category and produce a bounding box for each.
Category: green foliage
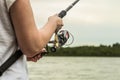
[46,43,120,57]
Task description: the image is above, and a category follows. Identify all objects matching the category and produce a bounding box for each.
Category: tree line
[46,43,120,57]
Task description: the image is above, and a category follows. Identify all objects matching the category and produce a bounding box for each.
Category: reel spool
[47,30,70,52]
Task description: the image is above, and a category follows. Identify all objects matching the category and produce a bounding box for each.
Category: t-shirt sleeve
[5,0,16,11]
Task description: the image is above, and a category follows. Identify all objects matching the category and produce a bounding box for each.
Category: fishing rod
[0,0,80,76]
[47,0,80,52]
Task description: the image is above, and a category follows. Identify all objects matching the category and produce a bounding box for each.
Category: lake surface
[28,57,120,80]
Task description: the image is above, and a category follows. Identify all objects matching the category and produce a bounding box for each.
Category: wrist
[46,21,57,31]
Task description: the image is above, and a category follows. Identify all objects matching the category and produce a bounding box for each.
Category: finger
[30,58,37,62]
[36,54,42,60]
[41,48,47,52]
[34,56,39,61]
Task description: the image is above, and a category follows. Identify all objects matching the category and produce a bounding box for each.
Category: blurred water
[28,57,120,80]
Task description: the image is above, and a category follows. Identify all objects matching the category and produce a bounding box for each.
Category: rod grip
[58,10,67,18]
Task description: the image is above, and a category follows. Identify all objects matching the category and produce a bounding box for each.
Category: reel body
[47,30,70,52]
[57,30,70,46]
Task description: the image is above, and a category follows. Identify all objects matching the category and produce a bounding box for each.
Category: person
[0,0,63,80]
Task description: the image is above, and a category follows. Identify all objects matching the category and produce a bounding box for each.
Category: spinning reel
[47,30,70,52]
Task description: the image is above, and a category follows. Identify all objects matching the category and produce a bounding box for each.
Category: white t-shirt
[0,0,29,80]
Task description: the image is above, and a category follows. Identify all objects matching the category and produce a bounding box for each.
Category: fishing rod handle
[58,0,79,18]
[58,10,67,18]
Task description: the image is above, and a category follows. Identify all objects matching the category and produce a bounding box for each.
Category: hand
[48,14,64,31]
[27,48,47,62]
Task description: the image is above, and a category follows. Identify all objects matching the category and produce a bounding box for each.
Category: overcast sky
[30,0,120,47]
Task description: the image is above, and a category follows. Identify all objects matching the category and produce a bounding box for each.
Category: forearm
[39,22,57,44]
[24,22,57,57]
